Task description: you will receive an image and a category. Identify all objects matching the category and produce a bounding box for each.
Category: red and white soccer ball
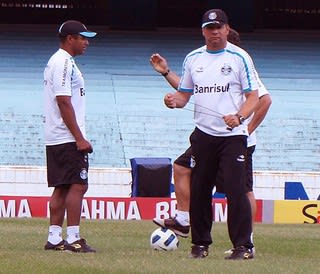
[150,227,179,251]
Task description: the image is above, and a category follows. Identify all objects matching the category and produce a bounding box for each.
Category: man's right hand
[76,139,93,154]
[150,53,169,74]
[164,93,177,108]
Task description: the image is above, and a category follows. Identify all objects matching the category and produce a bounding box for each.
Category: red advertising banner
[0,196,263,222]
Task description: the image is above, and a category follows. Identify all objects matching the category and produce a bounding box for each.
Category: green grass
[0,219,319,274]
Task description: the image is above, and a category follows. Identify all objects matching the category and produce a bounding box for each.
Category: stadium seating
[0,25,320,172]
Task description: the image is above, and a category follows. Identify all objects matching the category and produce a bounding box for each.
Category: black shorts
[46,142,89,187]
[174,146,193,168]
[174,142,256,194]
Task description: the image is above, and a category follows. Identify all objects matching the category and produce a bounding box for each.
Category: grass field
[0,218,318,274]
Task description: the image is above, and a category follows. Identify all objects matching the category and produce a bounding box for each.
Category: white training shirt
[43,48,86,145]
[178,42,259,137]
[247,74,269,147]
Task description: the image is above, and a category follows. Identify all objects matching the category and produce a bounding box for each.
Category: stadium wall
[1,166,319,200]
[0,166,319,224]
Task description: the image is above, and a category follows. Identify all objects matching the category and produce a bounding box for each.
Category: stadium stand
[0,21,320,171]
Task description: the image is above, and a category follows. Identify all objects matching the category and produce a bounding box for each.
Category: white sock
[251,232,256,253]
[48,225,63,244]
[175,210,190,226]
[66,225,80,244]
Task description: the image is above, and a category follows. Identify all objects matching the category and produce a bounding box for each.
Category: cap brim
[79,31,97,38]
[202,21,224,28]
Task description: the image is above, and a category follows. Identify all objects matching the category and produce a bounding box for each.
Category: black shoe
[189,245,209,259]
[44,240,65,251]
[225,246,256,255]
[64,238,96,253]
[224,246,254,260]
[153,217,190,238]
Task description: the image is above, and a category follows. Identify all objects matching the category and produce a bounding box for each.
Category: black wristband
[161,69,170,77]
[235,113,245,124]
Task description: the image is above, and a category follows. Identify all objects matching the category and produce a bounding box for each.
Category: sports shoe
[189,245,209,259]
[153,217,190,238]
[64,238,96,253]
[44,240,65,251]
[224,246,255,255]
[224,246,254,260]
[224,248,234,254]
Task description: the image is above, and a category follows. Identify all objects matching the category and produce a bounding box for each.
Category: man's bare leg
[45,186,68,248]
[65,183,88,244]
[173,163,191,223]
[152,163,191,237]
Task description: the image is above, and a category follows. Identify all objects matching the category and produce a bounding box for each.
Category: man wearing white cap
[43,20,96,253]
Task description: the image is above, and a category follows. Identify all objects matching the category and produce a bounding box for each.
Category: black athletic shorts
[174,144,256,193]
[174,146,193,168]
[46,142,89,187]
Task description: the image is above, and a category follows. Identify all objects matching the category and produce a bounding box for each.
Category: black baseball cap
[201,9,228,28]
[58,20,97,38]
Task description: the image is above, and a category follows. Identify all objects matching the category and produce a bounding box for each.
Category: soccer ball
[150,227,179,251]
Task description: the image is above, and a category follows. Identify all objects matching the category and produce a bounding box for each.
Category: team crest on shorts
[221,63,232,75]
[80,168,88,180]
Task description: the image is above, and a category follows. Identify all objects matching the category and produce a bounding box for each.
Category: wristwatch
[236,114,245,124]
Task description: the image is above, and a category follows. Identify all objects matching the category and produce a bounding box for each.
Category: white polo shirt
[43,48,86,145]
[178,42,259,137]
[247,74,269,147]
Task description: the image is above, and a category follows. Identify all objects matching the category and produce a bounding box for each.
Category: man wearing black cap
[43,20,96,253]
[162,9,259,259]
[150,28,272,256]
